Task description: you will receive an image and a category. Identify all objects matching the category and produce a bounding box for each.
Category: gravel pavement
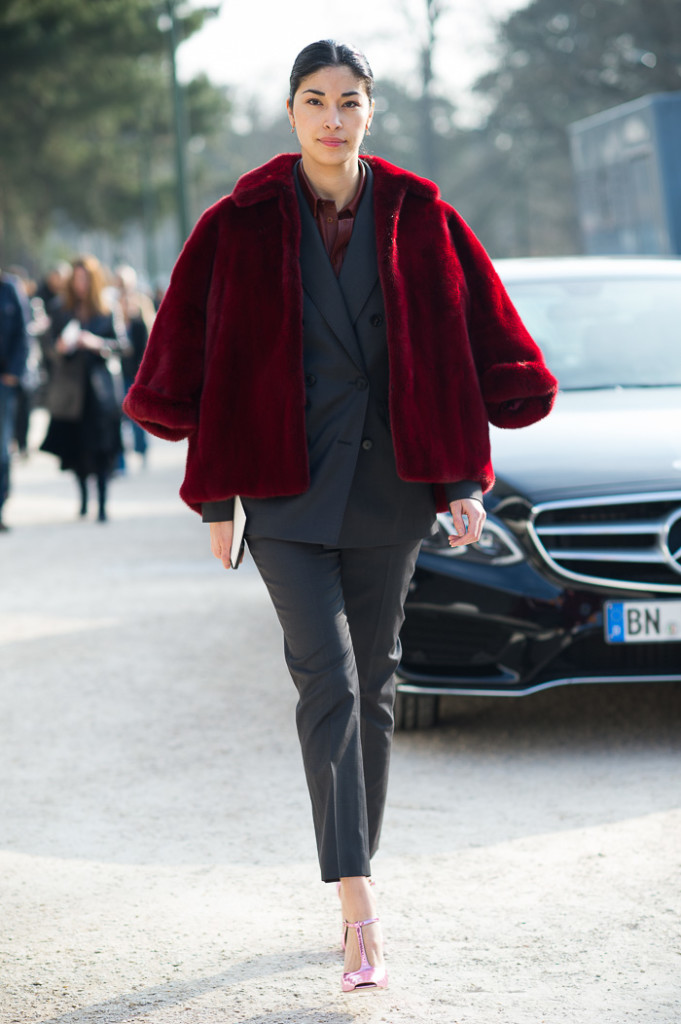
[1,419,680,1024]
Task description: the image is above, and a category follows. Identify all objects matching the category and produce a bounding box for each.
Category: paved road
[2,422,680,1023]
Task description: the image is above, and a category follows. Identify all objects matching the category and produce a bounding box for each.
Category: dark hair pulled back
[289,40,374,106]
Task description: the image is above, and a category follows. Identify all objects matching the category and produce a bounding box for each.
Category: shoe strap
[343,917,379,970]
[343,916,379,928]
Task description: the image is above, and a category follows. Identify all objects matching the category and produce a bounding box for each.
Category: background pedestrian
[115,264,155,467]
[40,256,128,522]
[0,269,28,531]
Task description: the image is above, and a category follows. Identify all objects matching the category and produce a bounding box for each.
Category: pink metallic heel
[341,917,388,992]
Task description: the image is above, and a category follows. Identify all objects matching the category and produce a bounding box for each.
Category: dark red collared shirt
[297,160,367,276]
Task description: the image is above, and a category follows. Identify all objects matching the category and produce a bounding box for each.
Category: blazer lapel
[295,169,366,372]
[338,163,379,325]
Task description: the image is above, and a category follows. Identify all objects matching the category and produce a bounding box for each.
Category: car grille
[528,491,681,593]
[400,611,511,668]
[564,632,681,674]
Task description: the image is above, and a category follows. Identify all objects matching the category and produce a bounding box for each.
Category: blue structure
[569,92,681,255]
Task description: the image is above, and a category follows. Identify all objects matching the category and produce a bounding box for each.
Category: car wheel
[394,691,440,730]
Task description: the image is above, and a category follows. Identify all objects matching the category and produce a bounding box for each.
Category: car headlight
[421,513,525,566]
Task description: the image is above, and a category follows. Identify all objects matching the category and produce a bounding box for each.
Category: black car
[396,257,681,728]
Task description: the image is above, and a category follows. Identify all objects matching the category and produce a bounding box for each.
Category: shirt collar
[296,159,367,218]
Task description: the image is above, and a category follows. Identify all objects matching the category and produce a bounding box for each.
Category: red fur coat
[124,153,557,513]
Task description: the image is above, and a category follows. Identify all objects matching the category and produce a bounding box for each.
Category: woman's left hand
[209,520,236,570]
[448,498,486,548]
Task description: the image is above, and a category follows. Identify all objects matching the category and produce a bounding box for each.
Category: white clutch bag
[230,496,246,569]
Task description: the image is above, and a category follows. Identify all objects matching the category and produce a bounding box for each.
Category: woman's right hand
[209,520,234,570]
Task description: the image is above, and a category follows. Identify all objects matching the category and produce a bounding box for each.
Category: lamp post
[140,139,158,282]
[165,0,190,244]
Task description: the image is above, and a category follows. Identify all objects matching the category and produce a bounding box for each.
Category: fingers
[448,499,486,548]
[209,521,235,570]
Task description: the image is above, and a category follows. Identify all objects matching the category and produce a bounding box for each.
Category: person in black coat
[41,256,127,522]
[0,271,28,530]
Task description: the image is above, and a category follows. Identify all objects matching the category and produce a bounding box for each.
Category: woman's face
[288,65,373,171]
[72,266,90,300]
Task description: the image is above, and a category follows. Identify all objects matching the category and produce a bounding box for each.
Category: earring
[290,124,295,133]
[365,126,372,135]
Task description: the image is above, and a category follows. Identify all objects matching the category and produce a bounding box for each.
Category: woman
[124,41,557,991]
[41,256,126,521]
[115,263,155,466]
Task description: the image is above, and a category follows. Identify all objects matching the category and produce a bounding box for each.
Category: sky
[177,0,524,126]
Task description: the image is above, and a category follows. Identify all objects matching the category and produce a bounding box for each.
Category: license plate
[605,600,681,643]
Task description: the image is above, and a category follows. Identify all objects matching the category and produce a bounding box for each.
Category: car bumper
[397,549,681,697]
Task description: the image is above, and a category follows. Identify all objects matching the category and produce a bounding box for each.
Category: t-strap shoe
[341,917,388,992]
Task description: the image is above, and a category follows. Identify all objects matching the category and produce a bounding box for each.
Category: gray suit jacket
[202,163,481,544]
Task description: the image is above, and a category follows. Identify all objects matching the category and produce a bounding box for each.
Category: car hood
[489,387,681,505]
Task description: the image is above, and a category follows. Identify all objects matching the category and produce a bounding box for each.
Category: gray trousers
[247,536,421,882]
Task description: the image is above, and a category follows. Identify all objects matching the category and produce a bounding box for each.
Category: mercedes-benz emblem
[662,507,681,575]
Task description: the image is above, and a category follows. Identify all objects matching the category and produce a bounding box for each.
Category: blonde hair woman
[41,256,127,521]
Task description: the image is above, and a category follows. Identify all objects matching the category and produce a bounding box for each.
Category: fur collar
[230,152,439,208]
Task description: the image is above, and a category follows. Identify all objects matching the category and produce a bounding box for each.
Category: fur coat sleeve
[445,208,556,429]
[124,205,218,441]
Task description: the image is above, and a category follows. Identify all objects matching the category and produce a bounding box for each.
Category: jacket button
[361,438,373,450]
[355,376,368,390]
[305,373,317,386]
[369,313,384,327]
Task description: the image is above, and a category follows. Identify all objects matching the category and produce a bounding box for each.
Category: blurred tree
[470,0,681,255]
[186,96,294,214]
[0,0,229,266]
[393,0,453,182]
[368,78,463,190]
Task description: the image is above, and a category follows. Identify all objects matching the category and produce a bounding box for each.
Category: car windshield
[502,276,681,390]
